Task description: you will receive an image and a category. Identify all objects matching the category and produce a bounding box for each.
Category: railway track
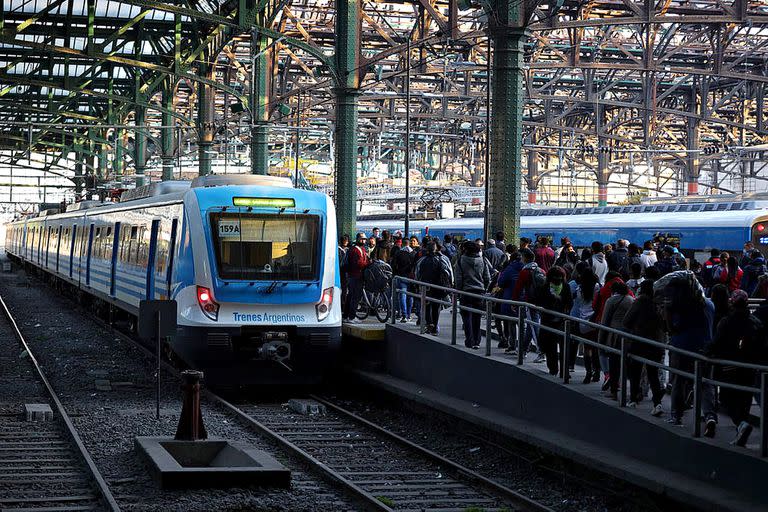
[0,294,119,512]
[212,394,554,512]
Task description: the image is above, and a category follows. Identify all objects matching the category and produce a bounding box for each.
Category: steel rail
[0,294,121,512]
[310,394,555,512]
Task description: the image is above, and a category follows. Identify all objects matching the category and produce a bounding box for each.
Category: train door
[145,219,160,300]
[55,225,63,272]
[85,223,95,287]
[110,223,121,297]
[166,219,178,298]
[69,224,77,278]
[44,226,52,269]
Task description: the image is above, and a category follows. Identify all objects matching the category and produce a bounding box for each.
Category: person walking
[741,249,767,296]
[415,241,453,335]
[497,246,522,351]
[484,239,507,272]
[370,230,392,262]
[344,233,370,323]
[391,236,415,322]
[534,236,555,273]
[495,231,506,253]
[639,241,658,270]
[590,241,609,285]
[512,248,547,357]
[537,266,573,375]
[454,241,492,348]
[338,234,350,310]
[653,246,679,276]
[706,290,767,445]
[554,239,579,280]
[623,280,665,414]
[598,281,635,400]
[701,248,722,294]
[607,239,630,279]
[570,263,602,383]
[716,252,743,292]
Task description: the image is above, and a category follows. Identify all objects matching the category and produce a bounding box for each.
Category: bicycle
[355,283,392,323]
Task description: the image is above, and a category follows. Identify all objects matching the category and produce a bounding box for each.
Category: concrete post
[161,86,175,181]
[488,27,526,243]
[198,66,215,176]
[135,106,147,187]
[251,33,271,175]
[333,0,362,238]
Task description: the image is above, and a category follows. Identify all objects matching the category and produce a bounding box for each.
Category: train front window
[211,212,319,281]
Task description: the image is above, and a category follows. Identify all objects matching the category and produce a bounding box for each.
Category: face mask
[550,283,563,295]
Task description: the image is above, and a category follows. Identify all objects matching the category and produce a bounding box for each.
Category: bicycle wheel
[374,291,390,323]
[355,291,370,320]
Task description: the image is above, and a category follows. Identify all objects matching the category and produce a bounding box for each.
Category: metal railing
[390,276,768,457]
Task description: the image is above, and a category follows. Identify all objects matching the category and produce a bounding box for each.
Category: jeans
[522,309,540,353]
[669,352,717,421]
[345,276,363,320]
[629,357,663,406]
[460,296,483,347]
[396,280,412,318]
[425,298,441,332]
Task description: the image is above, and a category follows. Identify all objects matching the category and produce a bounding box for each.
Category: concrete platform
[353,309,768,512]
[342,320,385,341]
[135,437,291,489]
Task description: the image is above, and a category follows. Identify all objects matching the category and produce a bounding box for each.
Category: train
[4,175,342,386]
[358,198,768,262]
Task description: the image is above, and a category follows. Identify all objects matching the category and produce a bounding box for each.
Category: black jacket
[622,295,665,359]
[707,308,767,384]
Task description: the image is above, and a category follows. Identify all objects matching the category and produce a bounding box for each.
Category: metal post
[295,89,301,187]
[485,299,493,356]
[483,34,491,241]
[419,284,427,335]
[517,305,526,365]
[761,372,768,457]
[156,310,161,421]
[619,338,627,407]
[693,360,703,438]
[450,292,458,346]
[251,31,271,175]
[390,277,397,325]
[404,37,411,237]
[562,319,571,383]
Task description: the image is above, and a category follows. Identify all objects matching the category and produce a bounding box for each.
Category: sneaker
[627,401,637,408]
[471,345,480,350]
[533,353,546,363]
[497,340,510,349]
[601,376,611,391]
[504,348,518,356]
[603,391,618,400]
[666,416,683,427]
[650,404,664,417]
[582,374,592,384]
[592,371,601,382]
[349,318,362,324]
[732,421,753,447]
[704,418,717,438]
[399,317,407,323]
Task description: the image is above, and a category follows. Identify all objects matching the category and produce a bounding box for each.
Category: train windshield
[211,212,319,281]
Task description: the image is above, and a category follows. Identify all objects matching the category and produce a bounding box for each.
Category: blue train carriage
[358,203,768,263]
[4,175,342,386]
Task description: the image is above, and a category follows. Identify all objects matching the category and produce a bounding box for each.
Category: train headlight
[197,286,220,321]
[316,287,333,321]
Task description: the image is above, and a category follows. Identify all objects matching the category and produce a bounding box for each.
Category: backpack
[526,264,547,300]
[339,247,349,273]
[363,259,392,292]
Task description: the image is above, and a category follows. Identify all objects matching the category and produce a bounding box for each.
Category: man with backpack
[454,241,491,348]
[392,236,415,322]
[701,248,721,294]
[344,233,370,323]
[442,234,458,262]
[415,241,454,335]
[607,239,630,279]
[512,248,547,357]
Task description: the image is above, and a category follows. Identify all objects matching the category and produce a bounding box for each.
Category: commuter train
[358,198,768,262]
[4,175,341,386]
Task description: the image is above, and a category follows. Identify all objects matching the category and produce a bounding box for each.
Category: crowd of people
[339,229,768,447]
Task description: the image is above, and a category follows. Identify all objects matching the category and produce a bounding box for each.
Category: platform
[345,309,768,512]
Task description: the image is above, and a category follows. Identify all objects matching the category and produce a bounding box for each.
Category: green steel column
[74,139,84,199]
[161,86,175,181]
[333,0,362,238]
[135,106,147,187]
[251,33,271,175]
[198,66,215,176]
[488,27,526,243]
[114,129,124,187]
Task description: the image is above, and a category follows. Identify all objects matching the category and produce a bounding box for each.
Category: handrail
[391,275,768,457]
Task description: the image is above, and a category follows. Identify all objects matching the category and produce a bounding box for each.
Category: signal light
[316,287,333,321]
[758,224,765,232]
[197,286,220,321]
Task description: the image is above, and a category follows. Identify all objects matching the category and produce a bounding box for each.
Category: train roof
[358,208,768,231]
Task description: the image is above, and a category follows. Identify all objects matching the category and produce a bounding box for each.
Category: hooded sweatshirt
[591,253,608,285]
[639,249,657,270]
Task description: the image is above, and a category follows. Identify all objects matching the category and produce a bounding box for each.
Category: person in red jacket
[344,233,370,322]
[534,236,555,273]
[715,252,743,292]
[592,271,635,388]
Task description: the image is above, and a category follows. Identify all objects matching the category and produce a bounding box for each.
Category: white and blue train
[4,175,341,386]
[359,198,768,261]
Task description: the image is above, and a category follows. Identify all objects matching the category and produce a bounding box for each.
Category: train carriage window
[210,212,320,281]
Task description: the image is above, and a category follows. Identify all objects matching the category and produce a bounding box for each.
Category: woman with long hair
[570,262,601,383]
